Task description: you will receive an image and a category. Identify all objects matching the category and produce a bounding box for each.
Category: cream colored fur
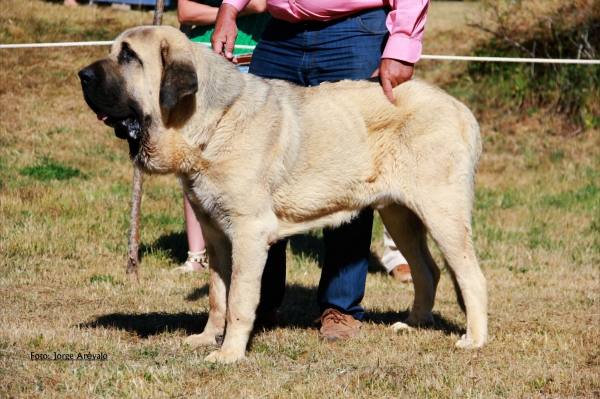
[100,26,487,363]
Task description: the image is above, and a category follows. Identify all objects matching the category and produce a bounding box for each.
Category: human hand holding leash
[371,58,414,104]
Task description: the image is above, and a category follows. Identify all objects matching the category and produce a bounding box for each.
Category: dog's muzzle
[78,65,141,140]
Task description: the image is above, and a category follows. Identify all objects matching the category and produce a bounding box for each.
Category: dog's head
[78,26,199,171]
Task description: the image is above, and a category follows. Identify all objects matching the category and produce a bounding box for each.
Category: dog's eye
[119,43,141,65]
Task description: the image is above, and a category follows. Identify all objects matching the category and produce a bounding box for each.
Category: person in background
[171,188,210,273]
[383,227,412,284]
[178,0,268,68]
[212,0,426,338]
[171,0,268,272]
[64,0,78,6]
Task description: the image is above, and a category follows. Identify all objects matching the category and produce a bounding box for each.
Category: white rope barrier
[0,41,258,50]
[1,40,599,64]
[420,54,600,64]
[0,41,114,48]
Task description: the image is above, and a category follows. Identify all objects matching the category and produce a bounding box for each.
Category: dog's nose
[78,67,96,85]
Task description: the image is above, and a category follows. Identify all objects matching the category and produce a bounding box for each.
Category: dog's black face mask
[78,41,154,161]
[78,46,144,143]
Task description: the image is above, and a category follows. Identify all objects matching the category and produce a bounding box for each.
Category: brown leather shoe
[391,263,412,284]
[315,309,361,341]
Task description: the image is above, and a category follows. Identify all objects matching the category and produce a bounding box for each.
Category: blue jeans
[250,7,389,321]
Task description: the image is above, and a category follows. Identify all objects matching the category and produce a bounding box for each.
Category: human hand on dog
[211,3,240,63]
[371,59,414,104]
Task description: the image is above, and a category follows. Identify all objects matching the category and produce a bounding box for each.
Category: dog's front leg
[185,238,231,349]
[204,219,273,364]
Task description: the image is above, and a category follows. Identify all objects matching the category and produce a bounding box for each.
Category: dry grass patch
[418,1,486,86]
[1,1,599,397]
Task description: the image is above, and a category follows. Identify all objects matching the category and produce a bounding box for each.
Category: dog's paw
[455,334,485,349]
[392,313,435,333]
[184,333,218,348]
[391,321,415,333]
[204,348,245,364]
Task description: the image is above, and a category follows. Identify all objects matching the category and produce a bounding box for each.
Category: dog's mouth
[96,111,141,140]
[93,108,149,164]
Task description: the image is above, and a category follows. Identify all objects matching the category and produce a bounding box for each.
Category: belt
[278,6,389,31]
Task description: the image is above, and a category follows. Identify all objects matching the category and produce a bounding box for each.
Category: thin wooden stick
[126,0,166,281]
[153,0,165,25]
[126,166,143,280]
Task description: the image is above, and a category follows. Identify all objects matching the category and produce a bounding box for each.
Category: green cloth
[187,0,269,55]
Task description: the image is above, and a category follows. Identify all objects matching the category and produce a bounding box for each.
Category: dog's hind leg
[379,204,440,330]
[184,235,231,349]
[417,195,488,349]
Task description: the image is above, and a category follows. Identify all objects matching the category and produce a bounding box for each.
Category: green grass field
[1,1,598,397]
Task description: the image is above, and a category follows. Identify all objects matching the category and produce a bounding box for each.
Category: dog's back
[254,77,481,236]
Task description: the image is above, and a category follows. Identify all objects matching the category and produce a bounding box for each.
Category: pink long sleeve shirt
[222,0,429,63]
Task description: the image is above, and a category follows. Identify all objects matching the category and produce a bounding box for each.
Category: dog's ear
[159,41,199,110]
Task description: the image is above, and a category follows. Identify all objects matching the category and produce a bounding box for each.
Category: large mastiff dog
[79,26,487,363]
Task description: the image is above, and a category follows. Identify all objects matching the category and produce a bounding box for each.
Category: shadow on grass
[364,310,465,336]
[81,282,463,337]
[78,312,207,338]
[140,231,188,264]
[182,283,321,329]
[185,284,209,301]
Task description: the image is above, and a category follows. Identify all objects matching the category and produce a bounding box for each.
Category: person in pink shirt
[214,0,428,102]
[212,0,428,340]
